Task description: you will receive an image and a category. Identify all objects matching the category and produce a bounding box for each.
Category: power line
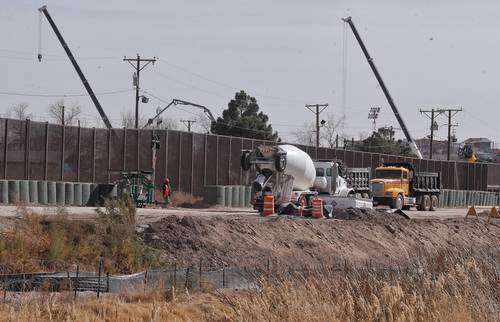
[0,89,133,98]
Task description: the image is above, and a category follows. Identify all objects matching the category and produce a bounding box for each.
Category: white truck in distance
[241,144,372,217]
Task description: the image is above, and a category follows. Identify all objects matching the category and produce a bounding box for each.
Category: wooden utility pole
[305,103,328,159]
[123,54,156,128]
[420,108,461,160]
[181,119,196,132]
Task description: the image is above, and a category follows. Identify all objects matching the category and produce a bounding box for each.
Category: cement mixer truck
[241,144,372,217]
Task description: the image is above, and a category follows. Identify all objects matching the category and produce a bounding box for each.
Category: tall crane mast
[342,16,423,159]
[38,5,113,129]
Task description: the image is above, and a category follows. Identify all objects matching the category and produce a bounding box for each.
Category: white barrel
[279,145,316,191]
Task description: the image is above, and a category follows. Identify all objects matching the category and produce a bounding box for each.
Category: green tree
[211,90,278,141]
[355,126,414,156]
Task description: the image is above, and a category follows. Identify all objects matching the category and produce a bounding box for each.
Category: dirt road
[0,204,490,222]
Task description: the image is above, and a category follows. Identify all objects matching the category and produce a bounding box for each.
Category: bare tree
[48,99,81,125]
[320,113,345,148]
[8,103,32,120]
[292,121,315,146]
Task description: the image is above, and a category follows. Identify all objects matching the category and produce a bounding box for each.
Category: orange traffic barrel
[262,195,275,216]
[312,198,323,219]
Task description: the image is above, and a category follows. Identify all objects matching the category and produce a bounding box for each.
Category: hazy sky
[1,0,499,144]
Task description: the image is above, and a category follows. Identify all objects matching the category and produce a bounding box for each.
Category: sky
[0,0,499,145]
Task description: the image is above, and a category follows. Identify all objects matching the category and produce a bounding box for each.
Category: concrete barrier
[37,181,48,204]
[65,183,74,205]
[238,186,246,207]
[224,186,232,207]
[8,180,20,204]
[245,186,252,207]
[48,181,57,205]
[56,182,65,205]
[73,183,82,206]
[0,180,8,204]
[231,186,240,208]
[19,180,29,203]
[82,183,91,206]
[29,180,38,204]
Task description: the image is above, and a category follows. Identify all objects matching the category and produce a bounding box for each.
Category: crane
[144,99,216,129]
[342,16,423,159]
[38,5,113,129]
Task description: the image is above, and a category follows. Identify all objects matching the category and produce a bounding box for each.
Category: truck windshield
[375,170,402,179]
[316,168,324,176]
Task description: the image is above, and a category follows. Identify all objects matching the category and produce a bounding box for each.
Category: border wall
[1,118,499,196]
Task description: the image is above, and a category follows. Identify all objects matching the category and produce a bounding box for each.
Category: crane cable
[340,20,348,134]
[38,10,43,62]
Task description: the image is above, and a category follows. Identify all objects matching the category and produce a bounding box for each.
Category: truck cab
[371,162,440,211]
[313,161,351,196]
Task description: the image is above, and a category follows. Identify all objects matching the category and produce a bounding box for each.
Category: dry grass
[0,252,498,321]
[0,198,158,274]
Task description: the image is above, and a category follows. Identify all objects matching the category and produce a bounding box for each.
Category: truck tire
[275,155,287,172]
[402,205,411,211]
[421,195,431,211]
[241,152,252,171]
[430,195,438,211]
[392,194,403,210]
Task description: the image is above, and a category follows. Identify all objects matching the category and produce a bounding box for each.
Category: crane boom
[38,5,113,129]
[144,99,216,129]
[342,16,423,159]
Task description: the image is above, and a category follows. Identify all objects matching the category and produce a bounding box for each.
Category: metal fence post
[107,128,111,183]
[164,130,169,180]
[44,121,48,180]
[178,132,182,191]
[122,127,127,171]
[203,134,207,186]
[77,123,81,182]
[92,127,96,183]
[136,129,140,171]
[228,137,232,184]
[25,119,30,180]
[191,133,194,195]
[215,136,219,185]
[61,123,65,181]
[97,257,103,298]
[3,119,8,179]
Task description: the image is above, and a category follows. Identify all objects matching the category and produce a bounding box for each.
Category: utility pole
[446,108,462,160]
[61,104,65,126]
[123,54,156,128]
[181,119,196,132]
[305,103,328,159]
[419,108,443,159]
[420,108,461,160]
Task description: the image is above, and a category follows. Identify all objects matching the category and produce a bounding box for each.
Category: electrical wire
[0,89,133,98]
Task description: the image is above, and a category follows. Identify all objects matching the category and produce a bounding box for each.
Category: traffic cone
[487,207,500,224]
[465,206,479,220]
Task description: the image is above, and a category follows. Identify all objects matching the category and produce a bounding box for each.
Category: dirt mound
[141,211,500,269]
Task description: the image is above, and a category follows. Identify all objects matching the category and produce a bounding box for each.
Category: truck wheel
[240,152,252,171]
[275,155,287,172]
[392,194,403,210]
[421,195,431,211]
[430,195,438,211]
[402,205,411,211]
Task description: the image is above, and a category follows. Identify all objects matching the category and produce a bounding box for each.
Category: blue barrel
[19,180,29,203]
[0,180,8,204]
[29,180,38,204]
[37,181,48,204]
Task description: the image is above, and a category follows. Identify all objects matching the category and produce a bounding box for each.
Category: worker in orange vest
[162,178,171,206]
